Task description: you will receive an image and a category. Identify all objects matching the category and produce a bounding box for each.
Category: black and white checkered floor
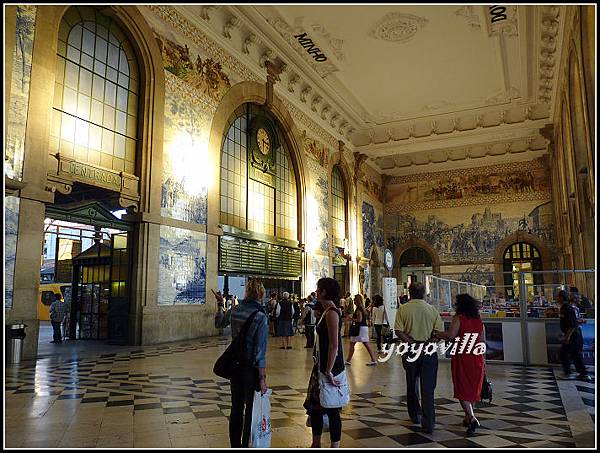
[5,336,595,448]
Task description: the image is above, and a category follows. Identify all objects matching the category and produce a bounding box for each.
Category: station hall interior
[3,3,596,449]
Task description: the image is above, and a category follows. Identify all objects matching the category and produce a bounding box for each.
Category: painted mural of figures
[385,203,554,263]
[159,35,231,102]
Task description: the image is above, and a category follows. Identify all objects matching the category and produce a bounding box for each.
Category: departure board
[219,235,302,277]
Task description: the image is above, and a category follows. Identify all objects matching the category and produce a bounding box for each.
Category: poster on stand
[382,277,398,339]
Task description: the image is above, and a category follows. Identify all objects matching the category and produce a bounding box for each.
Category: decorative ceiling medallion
[369,13,428,43]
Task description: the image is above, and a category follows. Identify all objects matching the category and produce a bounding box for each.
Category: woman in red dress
[434,294,486,436]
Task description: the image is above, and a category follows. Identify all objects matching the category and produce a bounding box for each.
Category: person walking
[304,277,345,448]
[394,282,444,434]
[214,279,269,448]
[371,295,389,352]
[276,292,294,349]
[558,290,591,381]
[343,294,354,337]
[293,297,302,334]
[345,294,378,366]
[49,293,68,344]
[433,294,486,435]
[303,296,317,348]
[268,292,278,336]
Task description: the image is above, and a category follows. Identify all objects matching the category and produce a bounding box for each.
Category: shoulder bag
[480,373,492,403]
[315,307,350,409]
[213,310,260,380]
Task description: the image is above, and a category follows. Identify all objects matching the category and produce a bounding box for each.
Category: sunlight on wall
[170,131,210,197]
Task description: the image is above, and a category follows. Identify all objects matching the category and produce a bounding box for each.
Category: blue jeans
[51,321,62,342]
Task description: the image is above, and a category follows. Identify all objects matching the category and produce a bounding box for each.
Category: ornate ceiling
[181,5,566,176]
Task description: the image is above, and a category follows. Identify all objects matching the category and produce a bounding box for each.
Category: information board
[382,277,398,339]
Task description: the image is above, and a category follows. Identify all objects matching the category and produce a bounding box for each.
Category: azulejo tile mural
[158,226,207,305]
[5,196,21,309]
[362,201,384,258]
[385,201,555,263]
[161,74,209,224]
[5,6,36,181]
[305,155,330,254]
[306,254,331,293]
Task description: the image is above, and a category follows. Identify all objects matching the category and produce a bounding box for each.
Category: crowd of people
[213,280,592,448]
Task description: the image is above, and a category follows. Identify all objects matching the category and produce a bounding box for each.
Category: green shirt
[394,299,443,342]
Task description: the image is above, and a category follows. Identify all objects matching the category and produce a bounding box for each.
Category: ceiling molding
[174,5,357,147]
[374,142,548,177]
[537,6,563,107]
[352,103,550,151]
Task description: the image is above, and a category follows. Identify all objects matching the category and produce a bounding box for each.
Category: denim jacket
[230,299,268,368]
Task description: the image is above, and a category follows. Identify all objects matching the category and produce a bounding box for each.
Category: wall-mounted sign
[488,5,508,23]
[293,33,328,62]
[486,5,518,37]
[384,248,394,272]
[68,161,122,189]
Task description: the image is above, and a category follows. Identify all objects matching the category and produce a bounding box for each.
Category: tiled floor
[5,333,595,448]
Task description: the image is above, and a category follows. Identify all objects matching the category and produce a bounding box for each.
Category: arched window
[502,242,543,301]
[331,165,347,242]
[219,103,298,240]
[51,6,139,175]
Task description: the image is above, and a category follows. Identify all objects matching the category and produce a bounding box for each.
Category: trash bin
[6,324,27,364]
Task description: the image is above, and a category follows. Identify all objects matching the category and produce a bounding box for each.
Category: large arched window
[331,165,347,243]
[219,103,298,240]
[50,6,139,175]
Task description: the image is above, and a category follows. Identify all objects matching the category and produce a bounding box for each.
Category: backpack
[303,306,315,326]
[213,310,260,380]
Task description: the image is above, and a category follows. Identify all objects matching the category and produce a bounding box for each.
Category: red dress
[451,315,485,402]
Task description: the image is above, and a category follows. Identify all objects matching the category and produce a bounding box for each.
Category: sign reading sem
[293,33,328,62]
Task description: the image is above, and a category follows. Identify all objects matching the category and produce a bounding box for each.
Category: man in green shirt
[394,282,443,434]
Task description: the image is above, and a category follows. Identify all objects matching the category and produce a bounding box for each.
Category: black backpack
[213,310,260,380]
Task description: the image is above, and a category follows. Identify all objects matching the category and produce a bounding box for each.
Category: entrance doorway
[397,247,434,295]
[502,242,543,301]
[38,201,133,354]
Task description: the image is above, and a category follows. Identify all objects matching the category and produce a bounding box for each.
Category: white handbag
[315,308,350,409]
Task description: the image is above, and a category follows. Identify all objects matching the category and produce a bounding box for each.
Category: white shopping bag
[250,389,272,448]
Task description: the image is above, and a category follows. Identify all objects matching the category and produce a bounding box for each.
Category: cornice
[373,145,548,177]
[150,5,351,153]
[388,156,548,184]
[352,102,550,150]
[536,5,565,121]
[550,6,577,123]
[224,6,362,135]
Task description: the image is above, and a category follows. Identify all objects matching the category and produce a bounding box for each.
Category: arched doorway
[396,246,433,295]
[502,242,543,302]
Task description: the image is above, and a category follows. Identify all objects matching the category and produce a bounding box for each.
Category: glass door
[108,232,130,344]
[76,260,110,339]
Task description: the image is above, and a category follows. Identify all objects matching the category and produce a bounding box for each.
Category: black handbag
[348,322,360,337]
[213,310,260,380]
[481,373,492,403]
